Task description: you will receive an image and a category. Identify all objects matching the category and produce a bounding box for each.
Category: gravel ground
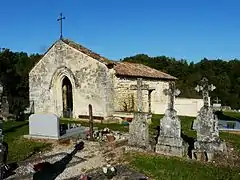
[6,140,108,180]
[67,164,149,180]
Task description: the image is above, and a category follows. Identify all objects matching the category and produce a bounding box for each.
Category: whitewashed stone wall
[29,40,114,118]
[175,98,203,117]
[114,77,170,113]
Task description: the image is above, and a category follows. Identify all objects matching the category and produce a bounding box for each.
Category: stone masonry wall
[114,77,170,113]
[29,40,114,118]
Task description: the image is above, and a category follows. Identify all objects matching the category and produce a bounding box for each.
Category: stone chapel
[29,38,178,119]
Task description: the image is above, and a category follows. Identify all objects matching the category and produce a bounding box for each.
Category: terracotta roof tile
[62,39,114,65]
[114,62,177,80]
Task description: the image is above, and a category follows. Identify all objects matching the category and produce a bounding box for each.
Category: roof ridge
[115,61,177,80]
[61,38,114,65]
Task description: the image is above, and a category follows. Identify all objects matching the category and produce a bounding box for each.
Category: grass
[223,111,240,120]
[62,114,240,151]
[3,121,50,163]
[128,153,240,180]
[2,112,240,179]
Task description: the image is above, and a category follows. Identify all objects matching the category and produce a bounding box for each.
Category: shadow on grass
[181,132,195,158]
[154,125,160,144]
[4,122,29,133]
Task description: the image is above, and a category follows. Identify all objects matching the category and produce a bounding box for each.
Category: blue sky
[1,0,240,62]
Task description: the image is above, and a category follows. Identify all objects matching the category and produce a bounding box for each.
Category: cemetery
[0,77,239,180]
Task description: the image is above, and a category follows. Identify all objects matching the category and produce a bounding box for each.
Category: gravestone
[29,114,60,139]
[128,78,150,149]
[155,82,185,157]
[27,113,88,140]
[192,77,226,161]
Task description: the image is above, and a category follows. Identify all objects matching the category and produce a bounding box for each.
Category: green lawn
[128,153,240,180]
[62,114,240,152]
[223,111,240,120]
[3,121,50,163]
[2,113,240,179]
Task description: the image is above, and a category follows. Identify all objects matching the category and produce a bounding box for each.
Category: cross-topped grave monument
[192,77,226,161]
[214,97,221,104]
[130,78,149,112]
[156,81,186,157]
[163,81,181,111]
[195,77,215,107]
[128,78,150,149]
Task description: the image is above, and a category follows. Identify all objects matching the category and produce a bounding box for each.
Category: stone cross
[57,13,66,40]
[163,81,180,110]
[195,77,216,107]
[130,78,149,112]
[214,97,221,104]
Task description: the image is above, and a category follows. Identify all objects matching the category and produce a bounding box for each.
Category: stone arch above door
[49,66,79,90]
[49,66,77,118]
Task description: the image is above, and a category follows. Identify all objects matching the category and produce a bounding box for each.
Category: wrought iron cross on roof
[130,78,149,112]
[163,81,181,110]
[57,13,66,40]
[195,77,216,107]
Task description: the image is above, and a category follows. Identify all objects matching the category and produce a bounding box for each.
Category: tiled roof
[114,62,177,80]
[62,39,114,65]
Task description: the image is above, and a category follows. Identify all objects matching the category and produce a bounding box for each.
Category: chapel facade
[29,39,177,119]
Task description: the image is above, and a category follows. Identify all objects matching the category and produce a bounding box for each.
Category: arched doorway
[62,76,73,118]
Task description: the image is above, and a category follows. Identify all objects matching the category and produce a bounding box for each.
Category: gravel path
[6,141,108,180]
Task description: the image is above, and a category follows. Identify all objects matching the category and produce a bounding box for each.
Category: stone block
[156,109,185,157]
[128,112,149,149]
[29,113,60,139]
[157,137,183,147]
[155,144,185,157]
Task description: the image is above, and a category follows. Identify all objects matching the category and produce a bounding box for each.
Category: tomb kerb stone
[192,77,226,161]
[128,78,150,149]
[155,81,185,157]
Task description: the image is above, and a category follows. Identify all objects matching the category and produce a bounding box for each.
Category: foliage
[1,47,239,116]
[3,121,50,163]
[123,55,240,109]
[0,49,41,118]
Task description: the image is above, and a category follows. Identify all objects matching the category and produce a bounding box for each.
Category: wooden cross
[195,77,216,107]
[163,81,180,110]
[130,78,149,112]
[57,13,66,40]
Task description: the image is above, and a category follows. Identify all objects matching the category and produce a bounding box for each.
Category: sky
[1,0,240,62]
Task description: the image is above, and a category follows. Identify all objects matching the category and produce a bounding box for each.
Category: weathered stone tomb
[155,82,186,157]
[192,77,226,161]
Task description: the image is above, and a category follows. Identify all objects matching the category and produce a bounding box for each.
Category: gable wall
[29,40,114,118]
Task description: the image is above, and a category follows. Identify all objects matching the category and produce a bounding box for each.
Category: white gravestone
[29,113,60,139]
